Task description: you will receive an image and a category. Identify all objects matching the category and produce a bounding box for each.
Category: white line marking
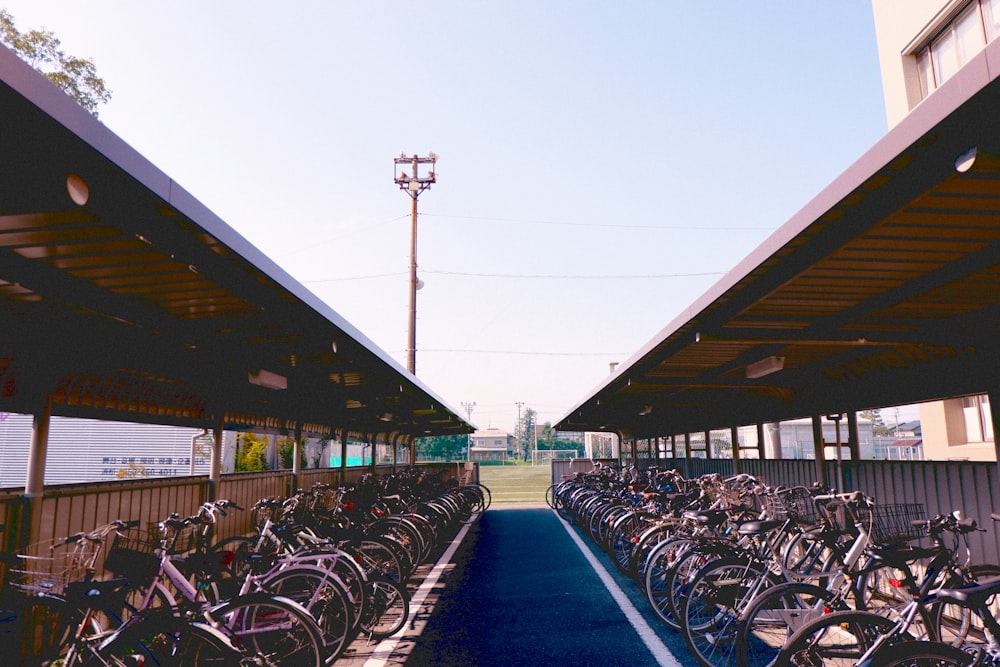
[363,516,477,667]
[556,510,683,667]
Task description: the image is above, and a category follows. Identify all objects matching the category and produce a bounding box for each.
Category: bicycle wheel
[681,556,770,667]
[359,577,410,639]
[209,593,326,667]
[631,523,675,581]
[667,542,738,630]
[475,482,492,511]
[735,581,844,667]
[354,536,408,584]
[932,563,1000,647]
[644,537,698,629]
[869,641,981,667]
[260,567,355,662]
[776,609,901,667]
[8,593,91,666]
[608,512,644,575]
[88,617,242,666]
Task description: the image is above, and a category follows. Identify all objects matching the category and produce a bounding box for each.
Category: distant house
[469,428,513,462]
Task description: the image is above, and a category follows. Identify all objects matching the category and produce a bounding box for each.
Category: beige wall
[920,398,997,461]
[871,0,962,128]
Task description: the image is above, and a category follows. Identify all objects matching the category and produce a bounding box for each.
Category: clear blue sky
[4,2,910,430]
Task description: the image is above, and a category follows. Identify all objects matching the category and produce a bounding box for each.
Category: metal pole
[407,191,418,374]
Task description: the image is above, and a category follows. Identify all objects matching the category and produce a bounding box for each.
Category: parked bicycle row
[0,469,490,666]
[549,466,1000,667]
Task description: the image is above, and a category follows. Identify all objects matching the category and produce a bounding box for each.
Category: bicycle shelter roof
[0,46,471,442]
[557,39,1000,438]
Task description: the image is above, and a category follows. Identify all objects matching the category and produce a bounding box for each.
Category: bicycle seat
[683,509,729,528]
[934,576,1000,607]
[866,543,938,566]
[737,519,784,536]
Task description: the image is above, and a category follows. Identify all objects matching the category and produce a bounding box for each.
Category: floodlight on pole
[394,152,438,375]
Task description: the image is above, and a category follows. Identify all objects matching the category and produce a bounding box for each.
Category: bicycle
[773,512,1000,667]
[90,500,327,667]
[1,519,139,665]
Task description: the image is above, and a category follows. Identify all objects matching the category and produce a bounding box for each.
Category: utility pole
[515,401,524,462]
[461,401,476,462]
[394,152,438,375]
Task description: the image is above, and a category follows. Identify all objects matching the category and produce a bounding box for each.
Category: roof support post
[989,389,1000,492]
[20,393,52,557]
[756,423,766,460]
[339,429,348,487]
[209,414,223,501]
[731,426,741,474]
[684,433,692,478]
[368,434,376,474]
[847,412,861,462]
[25,393,51,499]
[291,423,303,496]
[812,415,828,489]
[705,430,713,459]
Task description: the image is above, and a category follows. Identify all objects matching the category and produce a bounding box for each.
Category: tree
[860,409,891,437]
[235,432,268,472]
[278,436,307,469]
[414,434,467,461]
[535,421,585,457]
[0,9,112,117]
[517,409,537,461]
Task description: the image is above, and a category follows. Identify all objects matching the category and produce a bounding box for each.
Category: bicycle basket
[103,532,160,583]
[155,520,200,555]
[870,503,926,544]
[9,551,82,595]
[816,497,862,535]
[783,487,820,524]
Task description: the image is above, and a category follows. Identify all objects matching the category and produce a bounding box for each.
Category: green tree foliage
[414,434,467,461]
[535,420,585,456]
[0,9,112,117]
[235,433,268,472]
[278,436,307,469]
[860,409,891,436]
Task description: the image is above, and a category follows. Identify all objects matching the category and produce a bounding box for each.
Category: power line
[421,212,774,231]
[400,348,632,357]
[423,269,725,280]
[300,269,724,284]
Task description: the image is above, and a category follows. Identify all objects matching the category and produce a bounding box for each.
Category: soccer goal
[531,449,579,465]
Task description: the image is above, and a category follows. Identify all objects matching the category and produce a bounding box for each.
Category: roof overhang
[0,45,471,440]
[557,39,1000,438]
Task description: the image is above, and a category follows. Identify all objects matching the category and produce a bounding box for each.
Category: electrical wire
[421,212,774,231]
[300,269,724,283]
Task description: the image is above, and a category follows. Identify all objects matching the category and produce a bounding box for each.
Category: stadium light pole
[461,401,476,462]
[394,152,437,375]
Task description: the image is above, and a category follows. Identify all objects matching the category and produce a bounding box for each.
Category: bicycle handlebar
[51,519,141,549]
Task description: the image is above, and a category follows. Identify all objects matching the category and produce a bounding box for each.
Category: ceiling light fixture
[746,355,785,379]
[248,369,288,390]
[955,147,978,173]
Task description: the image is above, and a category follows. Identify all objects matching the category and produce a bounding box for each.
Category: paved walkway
[340,504,698,666]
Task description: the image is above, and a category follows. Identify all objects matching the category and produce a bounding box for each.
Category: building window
[962,394,993,443]
[915,1,997,99]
